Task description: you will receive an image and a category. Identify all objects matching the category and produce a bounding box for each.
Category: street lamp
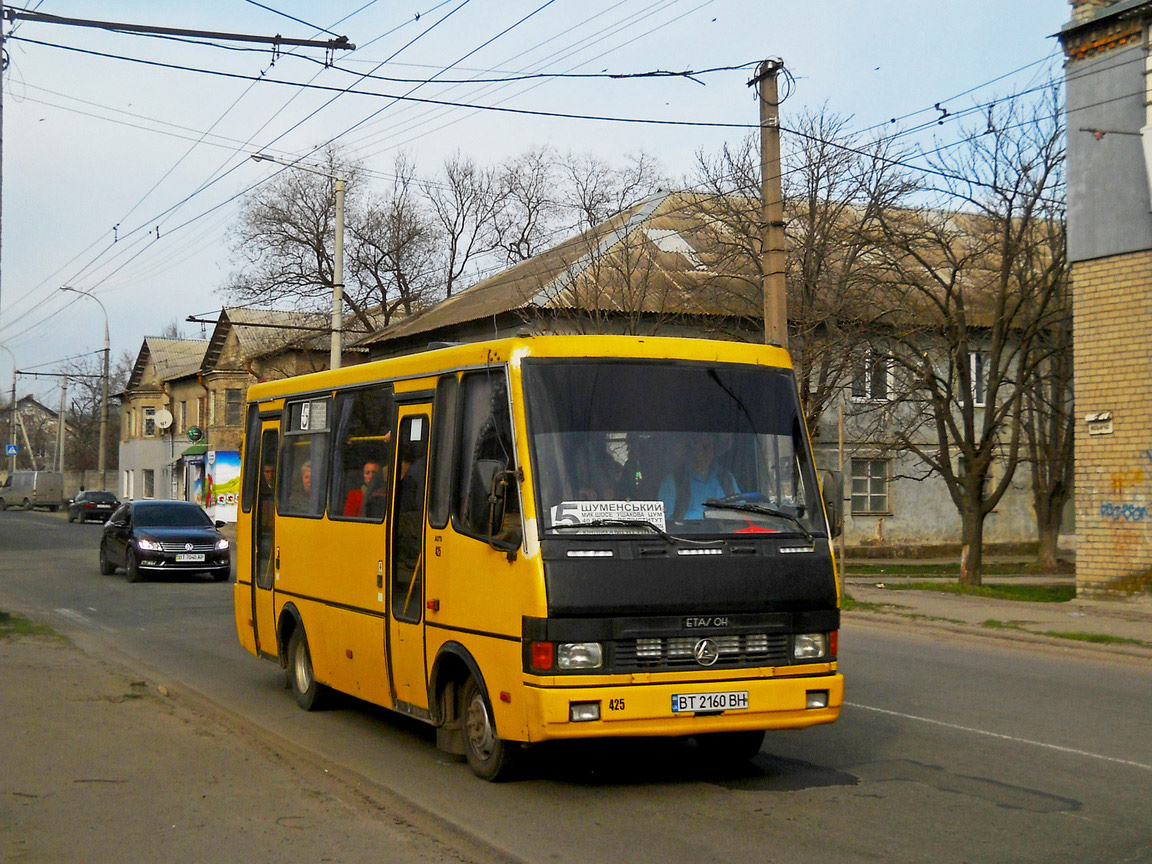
[251,153,345,370]
[59,286,110,487]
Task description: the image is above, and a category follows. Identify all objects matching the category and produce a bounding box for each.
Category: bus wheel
[287,628,327,711]
[22,498,32,511]
[461,676,517,781]
[693,730,765,763]
[125,549,143,583]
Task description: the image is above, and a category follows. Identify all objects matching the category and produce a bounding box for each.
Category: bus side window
[428,375,458,531]
[329,384,394,521]
[279,397,331,517]
[455,372,521,546]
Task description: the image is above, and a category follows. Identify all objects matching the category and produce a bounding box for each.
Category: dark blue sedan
[100,500,231,583]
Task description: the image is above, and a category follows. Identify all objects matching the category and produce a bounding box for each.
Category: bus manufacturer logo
[684,616,729,629]
[693,639,720,666]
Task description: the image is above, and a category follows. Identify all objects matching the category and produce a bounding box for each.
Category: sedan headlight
[793,632,829,661]
[135,538,162,551]
[215,538,230,550]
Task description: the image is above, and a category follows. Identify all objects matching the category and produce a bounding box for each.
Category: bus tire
[693,730,765,763]
[287,627,327,711]
[125,549,143,583]
[99,539,115,575]
[461,675,517,781]
[23,498,32,511]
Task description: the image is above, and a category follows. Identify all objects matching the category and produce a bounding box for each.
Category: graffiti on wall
[1099,448,1152,523]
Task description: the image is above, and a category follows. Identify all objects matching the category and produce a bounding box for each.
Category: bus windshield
[522,359,824,538]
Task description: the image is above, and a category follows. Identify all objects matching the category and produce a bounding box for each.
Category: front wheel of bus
[287,628,327,711]
[462,676,517,781]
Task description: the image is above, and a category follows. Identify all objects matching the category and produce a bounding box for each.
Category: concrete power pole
[753,59,788,349]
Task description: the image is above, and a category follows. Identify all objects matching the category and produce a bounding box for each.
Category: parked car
[100,500,231,583]
[67,490,120,523]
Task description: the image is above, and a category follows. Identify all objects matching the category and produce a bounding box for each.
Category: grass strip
[0,610,59,641]
[982,618,1152,649]
[873,582,1075,603]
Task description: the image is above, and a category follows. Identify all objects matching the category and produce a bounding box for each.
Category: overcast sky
[1,0,1069,403]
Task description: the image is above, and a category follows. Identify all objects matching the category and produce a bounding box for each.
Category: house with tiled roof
[358,191,1055,553]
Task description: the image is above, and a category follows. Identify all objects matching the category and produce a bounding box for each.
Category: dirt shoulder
[0,622,509,864]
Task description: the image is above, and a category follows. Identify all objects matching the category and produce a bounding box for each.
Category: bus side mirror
[820,469,843,539]
[480,464,522,559]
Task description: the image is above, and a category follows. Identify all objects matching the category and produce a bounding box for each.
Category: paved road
[2,509,1151,863]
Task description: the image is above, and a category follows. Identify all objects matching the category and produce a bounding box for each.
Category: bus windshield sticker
[551,500,666,531]
[310,399,328,430]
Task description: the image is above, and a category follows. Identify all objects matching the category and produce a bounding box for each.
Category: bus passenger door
[251,423,279,659]
[388,407,430,712]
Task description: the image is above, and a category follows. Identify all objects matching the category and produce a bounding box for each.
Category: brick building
[1060,0,1152,594]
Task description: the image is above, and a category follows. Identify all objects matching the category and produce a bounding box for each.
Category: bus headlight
[557,642,603,670]
[793,632,829,661]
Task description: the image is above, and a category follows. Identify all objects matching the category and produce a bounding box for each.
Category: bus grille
[613,633,790,671]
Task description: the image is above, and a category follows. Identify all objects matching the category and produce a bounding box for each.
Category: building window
[143,407,156,437]
[224,389,243,426]
[851,350,889,401]
[851,458,890,515]
[143,469,155,499]
[968,351,988,408]
[178,401,187,434]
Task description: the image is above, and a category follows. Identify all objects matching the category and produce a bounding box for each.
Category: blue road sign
[5,444,18,456]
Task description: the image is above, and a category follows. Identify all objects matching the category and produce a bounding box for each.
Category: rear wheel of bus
[461,675,517,781]
[287,627,328,711]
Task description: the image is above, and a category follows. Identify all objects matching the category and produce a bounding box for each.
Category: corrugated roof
[359,192,758,347]
[126,337,209,391]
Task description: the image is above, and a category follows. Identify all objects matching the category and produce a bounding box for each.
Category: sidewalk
[0,619,502,864]
[841,571,1152,658]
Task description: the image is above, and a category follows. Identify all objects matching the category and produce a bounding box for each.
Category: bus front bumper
[523,670,844,742]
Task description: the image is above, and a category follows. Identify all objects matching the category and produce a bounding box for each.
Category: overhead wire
[2,5,1069,360]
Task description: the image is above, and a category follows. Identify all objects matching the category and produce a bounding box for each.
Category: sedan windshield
[133,504,213,528]
[523,359,823,538]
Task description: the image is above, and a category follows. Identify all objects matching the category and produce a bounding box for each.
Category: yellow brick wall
[1072,250,1152,595]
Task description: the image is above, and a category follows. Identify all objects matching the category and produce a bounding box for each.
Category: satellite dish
[155,409,173,430]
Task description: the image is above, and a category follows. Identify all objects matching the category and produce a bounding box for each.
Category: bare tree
[692,110,915,433]
[425,153,501,298]
[872,89,1067,585]
[349,154,439,327]
[226,147,361,315]
[494,146,563,264]
[559,150,667,231]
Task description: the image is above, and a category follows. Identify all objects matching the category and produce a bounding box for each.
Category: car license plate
[176,553,205,562]
[671,690,749,713]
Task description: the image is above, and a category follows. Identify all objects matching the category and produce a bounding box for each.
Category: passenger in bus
[288,460,312,512]
[658,433,739,521]
[343,461,384,517]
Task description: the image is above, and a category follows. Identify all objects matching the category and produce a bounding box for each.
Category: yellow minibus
[234,335,843,780]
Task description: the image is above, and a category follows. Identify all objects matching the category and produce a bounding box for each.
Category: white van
[0,471,64,511]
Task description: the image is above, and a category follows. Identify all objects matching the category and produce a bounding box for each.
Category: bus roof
[245,334,794,403]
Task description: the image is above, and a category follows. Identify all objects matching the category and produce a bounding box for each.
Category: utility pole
[752,58,788,349]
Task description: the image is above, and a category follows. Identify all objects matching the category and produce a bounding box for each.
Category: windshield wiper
[553,518,720,546]
[702,499,815,544]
